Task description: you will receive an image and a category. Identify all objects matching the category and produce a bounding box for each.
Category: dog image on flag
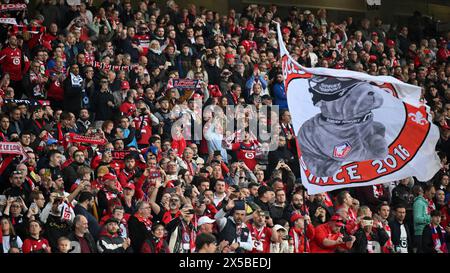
[297,76,388,177]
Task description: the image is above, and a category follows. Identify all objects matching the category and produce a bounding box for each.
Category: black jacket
[91,89,116,121]
[205,64,221,85]
[128,214,152,253]
[421,224,449,253]
[97,231,133,253]
[147,49,167,69]
[351,227,390,253]
[389,219,413,253]
[63,75,84,115]
[67,231,97,253]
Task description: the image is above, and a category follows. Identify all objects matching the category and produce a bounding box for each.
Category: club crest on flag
[333,142,352,159]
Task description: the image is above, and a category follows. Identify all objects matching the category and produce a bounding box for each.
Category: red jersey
[22,237,51,253]
[0,46,28,81]
[47,67,66,101]
[134,115,152,146]
[310,223,351,253]
[247,224,272,253]
[231,142,258,170]
[134,34,151,56]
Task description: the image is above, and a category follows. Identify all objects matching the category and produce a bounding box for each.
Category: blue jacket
[273,82,288,110]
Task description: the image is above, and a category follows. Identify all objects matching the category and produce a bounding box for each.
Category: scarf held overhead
[0,142,29,162]
[65,133,107,146]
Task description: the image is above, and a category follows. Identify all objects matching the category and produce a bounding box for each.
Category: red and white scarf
[0,142,29,162]
[65,132,107,146]
[430,224,448,253]
[289,227,310,253]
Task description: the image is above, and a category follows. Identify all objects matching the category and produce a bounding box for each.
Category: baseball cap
[198,216,216,226]
[386,39,395,47]
[121,81,130,90]
[46,138,58,145]
[273,224,287,232]
[123,183,135,190]
[330,214,345,227]
[282,27,291,34]
[52,174,63,181]
[102,173,117,181]
[224,53,235,59]
[290,213,303,223]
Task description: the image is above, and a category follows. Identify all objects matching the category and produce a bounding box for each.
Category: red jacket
[310,223,351,253]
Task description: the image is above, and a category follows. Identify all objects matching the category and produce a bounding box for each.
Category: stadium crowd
[0,0,448,253]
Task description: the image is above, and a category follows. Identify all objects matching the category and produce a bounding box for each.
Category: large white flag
[277,24,441,194]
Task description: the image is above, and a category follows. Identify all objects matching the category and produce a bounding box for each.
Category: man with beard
[75,108,91,134]
[284,192,308,221]
[149,178,181,224]
[62,150,88,192]
[74,191,101,239]
[247,209,275,253]
[215,199,253,253]
[118,154,142,187]
[97,218,132,253]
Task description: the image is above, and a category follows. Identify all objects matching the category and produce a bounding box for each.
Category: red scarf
[427,198,436,214]
[184,159,194,176]
[162,210,181,225]
[66,132,107,145]
[135,214,152,231]
[289,227,310,253]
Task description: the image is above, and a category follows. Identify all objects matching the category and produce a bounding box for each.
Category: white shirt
[398,224,408,253]
[2,235,23,253]
[213,193,225,207]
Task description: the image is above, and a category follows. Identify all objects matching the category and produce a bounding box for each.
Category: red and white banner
[277,24,440,194]
[0,142,29,162]
[0,3,27,13]
[0,18,17,25]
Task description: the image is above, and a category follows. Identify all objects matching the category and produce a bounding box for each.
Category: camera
[342,235,353,242]
[187,209,195,214]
